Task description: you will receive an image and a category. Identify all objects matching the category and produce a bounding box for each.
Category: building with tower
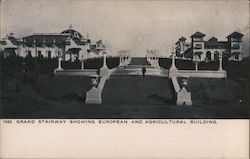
[0,25,106,61]
[175,31,244,61]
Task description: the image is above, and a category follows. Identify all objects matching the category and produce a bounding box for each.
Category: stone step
[113,67,168,77]
[129,57,150,65]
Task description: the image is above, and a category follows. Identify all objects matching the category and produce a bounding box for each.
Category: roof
[23,33,90,46]
[226,32,244,38]
[61,29,83,39]
[204,41,230,49]
[231,51,242,55]
[0,35,21,46]
[208,37,218,42]
[179,37,187,41]
[194,51,203,55]
[190,31,206,38]
[182,47,193,58]
[23,34,68,45]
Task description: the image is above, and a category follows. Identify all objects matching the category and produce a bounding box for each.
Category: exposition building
[0,25,106,61]
[175,31,244,61]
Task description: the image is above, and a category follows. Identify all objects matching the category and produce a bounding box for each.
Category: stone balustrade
[119,51,131,66]
[146,50,160,68]
[170,76,192,106]
[85,68,116,104]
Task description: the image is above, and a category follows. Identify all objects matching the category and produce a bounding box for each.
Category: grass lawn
[1,74,249,119]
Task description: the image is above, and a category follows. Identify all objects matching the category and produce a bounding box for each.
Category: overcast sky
[1,0,249,57]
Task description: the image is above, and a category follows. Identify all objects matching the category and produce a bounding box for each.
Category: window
[38,50,43,58]
[194,37,202,41]
[235,55,239,60]
[231,44,240,49]
[48,51,51,59]
[214,52,219,61]
[27,50,32,57]
[206,51,211,61]
[194,44,202,49]
[193,54,201,61]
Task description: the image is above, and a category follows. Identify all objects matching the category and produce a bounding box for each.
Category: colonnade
[119,51,131,66]
[146,50,160,68]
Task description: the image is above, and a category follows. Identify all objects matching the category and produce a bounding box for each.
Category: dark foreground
[1,75,249,119]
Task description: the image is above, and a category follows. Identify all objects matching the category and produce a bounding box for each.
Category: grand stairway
[114,57,168,76]
[129,57,150,65]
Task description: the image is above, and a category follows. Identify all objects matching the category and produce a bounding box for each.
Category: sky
[1,0,249,57]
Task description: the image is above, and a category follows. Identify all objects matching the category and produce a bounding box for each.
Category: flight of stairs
[129,57,150,65]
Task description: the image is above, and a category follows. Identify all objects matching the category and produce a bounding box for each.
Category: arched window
[38,50,42,58]
[48,51,51,59]
[214,51,219,61]
[206,51,211,61]
[27,50,32,57]
[235,54,239,60]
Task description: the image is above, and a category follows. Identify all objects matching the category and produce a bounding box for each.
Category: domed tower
[61,24,83,39]
[61,25,91,62]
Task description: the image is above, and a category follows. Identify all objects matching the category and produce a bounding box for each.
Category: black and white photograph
[0,1,249,159]
[0,0,249,119]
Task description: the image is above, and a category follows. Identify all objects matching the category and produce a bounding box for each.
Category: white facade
[175,31,244,62]
[0,26,106,61]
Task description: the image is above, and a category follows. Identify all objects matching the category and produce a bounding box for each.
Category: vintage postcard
[0,0,249,158]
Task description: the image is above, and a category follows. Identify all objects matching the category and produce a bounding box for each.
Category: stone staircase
[113,66,168,77]
[102,75,174,104]
[129,57,150,65]
[115,57,168,77]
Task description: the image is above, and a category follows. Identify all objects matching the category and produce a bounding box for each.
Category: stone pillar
[54,54,63,74]
[58,56,63,70]
[195,62,198,71]
[169,51,178,78]
[81,60,84,70]
[100,51,109,75]
[176,80,192,106]
[103,52,107,68]
[123,56,126,65]
[171,52,176,68]
[157,57,159,67]
[85,78,102,104]
[211,53,214,61]
[218,54,223,71]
